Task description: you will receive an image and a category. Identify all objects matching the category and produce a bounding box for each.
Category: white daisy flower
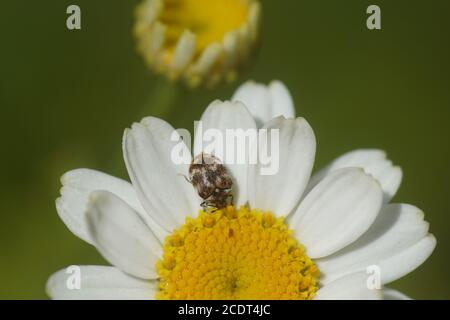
[134,0,261,87]
[47,80,436,300]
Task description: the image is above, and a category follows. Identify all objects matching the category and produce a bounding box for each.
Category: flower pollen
[156,206,319,300]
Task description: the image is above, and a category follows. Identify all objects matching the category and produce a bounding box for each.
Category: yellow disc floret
[160,0,249,52]
[156,206,320,300]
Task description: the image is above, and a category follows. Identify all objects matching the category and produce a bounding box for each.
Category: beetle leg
[177,173,191,184]
[227,193,234,206]
[201,200,213,212]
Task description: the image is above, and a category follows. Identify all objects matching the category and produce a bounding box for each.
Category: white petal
[171,30,196,73]
[268,80,295,119]
[194,100,257,207]
[248,1,261,42]
[317,203,432,285]
[236,24,251,61]
[307,149,402,202]
[223,31,239,71]
[383,288,412,300]
[232,80,295,127]
[123,117,199,232]
[290,168,383,258]
[315,272,382,300]
[56,169,168,245]
[377,234,436,284]
[232,81,272,127]
[248,116,316,216]
[46,266,157,300]
[190,42,222,76]
[86,191,162,279]
[148,22,166,57]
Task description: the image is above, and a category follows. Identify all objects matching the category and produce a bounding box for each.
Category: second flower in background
[134,0,261,88]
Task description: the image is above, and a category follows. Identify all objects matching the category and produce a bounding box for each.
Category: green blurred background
[1,0,449,299]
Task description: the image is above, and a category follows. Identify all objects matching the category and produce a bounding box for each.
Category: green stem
[107,79,182,178]
[138,79,181,120]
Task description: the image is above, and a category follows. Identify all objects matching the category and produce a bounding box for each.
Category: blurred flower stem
[106,79,182,178]
[138,79,181,120]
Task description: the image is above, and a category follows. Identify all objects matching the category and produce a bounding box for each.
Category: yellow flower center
[156,206,320,300]
[160,0,249,52]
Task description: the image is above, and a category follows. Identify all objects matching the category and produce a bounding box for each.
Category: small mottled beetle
[187,152,233,211]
